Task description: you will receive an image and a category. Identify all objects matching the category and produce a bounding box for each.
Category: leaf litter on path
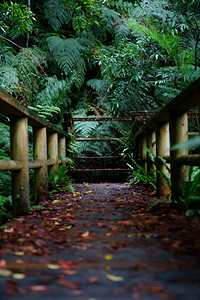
[0,183,199,299]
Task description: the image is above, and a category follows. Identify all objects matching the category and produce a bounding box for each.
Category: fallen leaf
[6,280,19,287]
[62,270,77,275]
[85,190,93,194]
[60,261,73,269]
[0,269,12,277]
[106,273,124,282]
[104,254,114,260]
[53,200,65,205]
[87,276,100,283]
[47,264,60,270]
[12,273,25,280]
[59,280,80,289]
[4,228,14,233]
[0,259,6,268]
[14,252,24,256]
[81,231,89,238]
[29,285,47,292]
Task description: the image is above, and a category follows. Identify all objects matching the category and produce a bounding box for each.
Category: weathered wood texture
[0,88,71,216]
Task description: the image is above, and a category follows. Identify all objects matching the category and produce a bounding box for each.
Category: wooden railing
[0,89,72,217]
[134,78,200,200]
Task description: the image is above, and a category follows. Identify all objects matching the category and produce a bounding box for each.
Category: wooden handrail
[0,88,73,217]
[134,77,200,200]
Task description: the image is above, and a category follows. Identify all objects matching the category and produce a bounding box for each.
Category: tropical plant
[0,195,12,225]
[127,155,157,190]
[0,1,34,41]
[48,166,74,193]
[181,166,200,211]
[0,45,47,103]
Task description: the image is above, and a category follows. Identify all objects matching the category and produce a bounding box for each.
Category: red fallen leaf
[62,270,77,275]
[59,280,80,289]
[60,261,73,269]
[64,213,71,217]
[112,288,128,294]
[106,233,112,236]
[29,285,48,292]
[6,280,19,287]
[119,220,132,225]
[0,259,6,268]
[87,276,100,283]
[85,190,93,194]
[6,288,18,296]
[81,231,89,238]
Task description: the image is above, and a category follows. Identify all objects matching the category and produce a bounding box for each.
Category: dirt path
[0,183,200,299]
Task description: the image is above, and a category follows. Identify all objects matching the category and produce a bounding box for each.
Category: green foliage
[0,122,10,157]
[95,42,158,115]
[0,46,47,103]
[0,2,34,40]
[44,0,101,32]
[0,123,12,202]
[48,166,74,193]
[180,167,200,216]
[73,108,130,156]
[171,135,200,151]
[0,195,12,225]
[28,105,61,119]
[44,0,74,31]
[127,155,157,190]
[47,36,86,88]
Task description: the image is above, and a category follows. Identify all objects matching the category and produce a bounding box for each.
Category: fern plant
[73,108,131,157]
[0,195,12,225]
[47,36,86,88]
[48,166,74,194]
[0,45,47,103]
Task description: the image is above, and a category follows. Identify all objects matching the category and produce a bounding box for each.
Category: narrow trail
[0,183,200,300]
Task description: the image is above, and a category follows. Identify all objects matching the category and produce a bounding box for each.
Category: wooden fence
[0,88,72,217]
[134,78,200,200]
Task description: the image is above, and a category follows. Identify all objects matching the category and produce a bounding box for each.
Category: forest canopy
[0,0,200,118]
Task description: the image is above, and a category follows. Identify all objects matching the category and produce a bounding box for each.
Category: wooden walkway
[0,183,199,299]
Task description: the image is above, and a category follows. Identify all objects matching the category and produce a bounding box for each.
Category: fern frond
[47,36,86,88]
[35,76,71,107]
[115,23,130,41]
[0,66,18,92]
[44,0,74,31]
[11,46,47,102]
[87,79,110,93]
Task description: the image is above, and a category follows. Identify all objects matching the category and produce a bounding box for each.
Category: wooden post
[58,136,66,166]
[33,127,48,202]
[156,122,170,197]
[170,111,188,200]
[48,132,58,173]
[147,129,156,174]
[141,134,147,172]
[10,117,30,217]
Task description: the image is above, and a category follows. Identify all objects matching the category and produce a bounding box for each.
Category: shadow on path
[0,183,200,299]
